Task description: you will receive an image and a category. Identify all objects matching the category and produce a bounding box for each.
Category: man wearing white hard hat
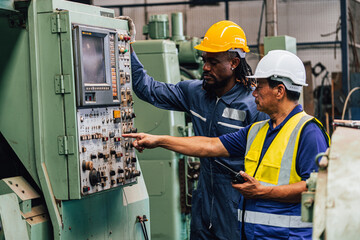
[124,49,330,239]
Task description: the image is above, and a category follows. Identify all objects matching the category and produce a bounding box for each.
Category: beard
[201,72,230,97]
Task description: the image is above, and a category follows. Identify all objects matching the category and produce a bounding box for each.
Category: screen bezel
[73,24,119,107]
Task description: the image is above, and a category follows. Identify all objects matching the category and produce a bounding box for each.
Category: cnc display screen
[81,34,106,84]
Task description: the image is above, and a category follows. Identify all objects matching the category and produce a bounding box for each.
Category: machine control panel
[77,107,138,195]
[74,27,138,195]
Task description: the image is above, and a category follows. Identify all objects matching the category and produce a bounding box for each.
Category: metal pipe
[248,40,342,49]
[225,0,229,20]
[265,0,277,36]
[101,0,245,9]
[171,12,185,41]
[340,0,349,95]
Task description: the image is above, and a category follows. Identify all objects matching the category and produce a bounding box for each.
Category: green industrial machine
[264,35,297,55]
[132,12,202,240]
[0,0,149,239]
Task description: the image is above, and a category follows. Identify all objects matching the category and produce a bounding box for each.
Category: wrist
[258,185,273,199]
[156,135,167,148]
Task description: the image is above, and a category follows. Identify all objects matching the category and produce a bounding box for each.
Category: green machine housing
[0,0,149,239]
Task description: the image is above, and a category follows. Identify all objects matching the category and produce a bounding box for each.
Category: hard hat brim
[194,43,250,53]
[194,44,223,53]
[247,74,308,87]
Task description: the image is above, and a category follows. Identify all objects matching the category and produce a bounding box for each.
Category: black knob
[98,152,104,158]
[131,157,137,163]
[110,170,116,176]
[90,154,97,159]
[133,170,141,177]
[89,169,100,186]
[118,168,124,173]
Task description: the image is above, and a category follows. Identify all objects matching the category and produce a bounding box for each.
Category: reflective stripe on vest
[238,209,313,228]
[245,112,313,186]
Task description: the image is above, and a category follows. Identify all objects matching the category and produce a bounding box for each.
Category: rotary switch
[82,160,93,171]
[89,169,101,186]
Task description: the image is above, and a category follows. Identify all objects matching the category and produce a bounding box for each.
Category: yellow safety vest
[244,111,329,186]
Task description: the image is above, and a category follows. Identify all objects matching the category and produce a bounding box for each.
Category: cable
[256,0,265,60]
[137,215,149,240]
[341,87,360,120]
[142,216,149,240]
[316,71,330,123]
[141,223,148,240]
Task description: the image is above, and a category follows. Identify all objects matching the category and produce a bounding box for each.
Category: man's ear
[231,57,241,69]
[276,84,286,99]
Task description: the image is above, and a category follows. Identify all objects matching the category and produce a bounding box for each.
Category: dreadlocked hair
[228,52,255,91]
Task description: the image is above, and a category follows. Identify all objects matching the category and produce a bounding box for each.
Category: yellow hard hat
[194,20,250,53]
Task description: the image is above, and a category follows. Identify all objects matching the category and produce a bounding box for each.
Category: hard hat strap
[228,48,246,58]
[270,76,303,93]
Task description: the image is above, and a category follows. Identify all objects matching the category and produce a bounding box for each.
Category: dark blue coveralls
[131,52,268,239]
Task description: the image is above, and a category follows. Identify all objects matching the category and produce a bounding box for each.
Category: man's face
[201,52,234,91]
[252,78,278,114]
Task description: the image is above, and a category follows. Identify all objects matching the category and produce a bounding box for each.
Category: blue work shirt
[220,104,329,180]
[131,52,268,239]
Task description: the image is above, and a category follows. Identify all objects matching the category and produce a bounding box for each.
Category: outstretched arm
[123,133,230,158]
[232,171,306,203]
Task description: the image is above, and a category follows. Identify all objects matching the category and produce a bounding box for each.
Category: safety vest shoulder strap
[246,120,269,155]
[245,120,269,177]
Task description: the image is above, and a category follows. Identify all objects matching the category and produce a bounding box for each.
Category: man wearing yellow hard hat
[129,20,268,239]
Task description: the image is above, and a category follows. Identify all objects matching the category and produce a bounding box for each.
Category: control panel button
[82,161,93,171]
[83,186,90,193]
[89,169,100,186]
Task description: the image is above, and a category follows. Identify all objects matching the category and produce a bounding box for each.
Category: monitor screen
[81,34,106,84]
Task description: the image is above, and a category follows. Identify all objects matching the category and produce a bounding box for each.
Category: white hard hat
[247,50,307,93]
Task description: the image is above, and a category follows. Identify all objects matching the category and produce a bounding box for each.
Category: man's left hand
[115,16,136,43]
[231,171,269,199]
